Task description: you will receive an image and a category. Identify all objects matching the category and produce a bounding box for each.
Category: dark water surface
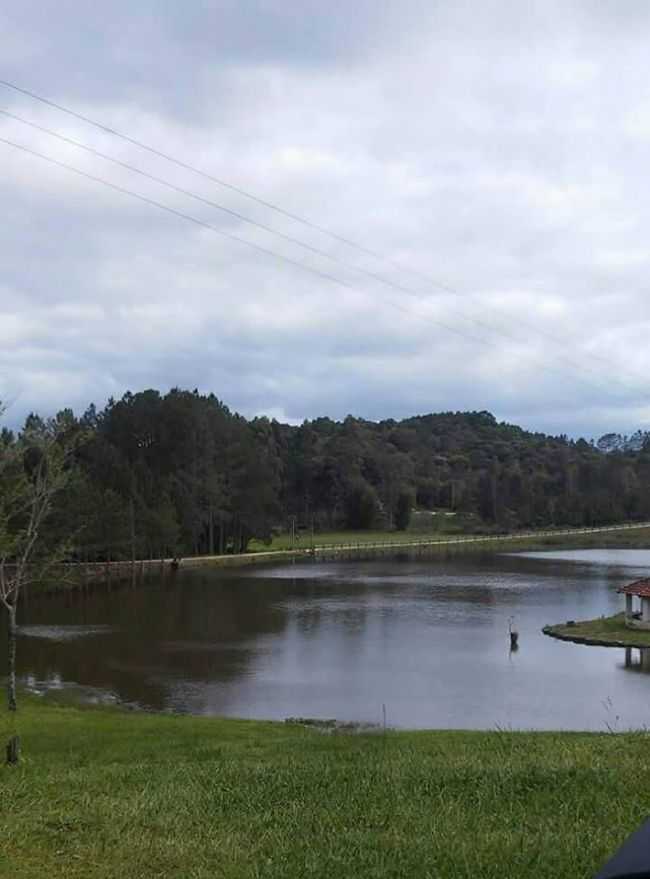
[9,549,650,730]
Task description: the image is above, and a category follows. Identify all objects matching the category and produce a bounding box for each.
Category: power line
[0,106,568,361]
[0,110,391,289]
[0,108,497,331]
[0,79,384,257]
[0,77,640,386]
[1,105,644,403]
[0,134,640,407]
[0,136,354,288]
[0,135,499,349]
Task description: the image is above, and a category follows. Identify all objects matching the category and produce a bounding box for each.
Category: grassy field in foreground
[545,612,650,646]
[2,702,650,878]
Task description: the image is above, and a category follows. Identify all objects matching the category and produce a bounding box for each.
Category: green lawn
[248,529,440,552]
[545,612,650,647]
[2,700,650,878]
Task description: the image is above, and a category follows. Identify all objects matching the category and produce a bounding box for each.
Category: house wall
[625,598,650,629]
[643,597,650,623]
[623,595,650,629]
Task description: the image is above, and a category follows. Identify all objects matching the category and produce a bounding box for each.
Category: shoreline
[193,521,650,566]
[29,521,650,597]
[543,613,650,648]
[23,692,650,733]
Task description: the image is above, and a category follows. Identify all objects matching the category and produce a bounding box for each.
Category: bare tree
[0,413,72,748]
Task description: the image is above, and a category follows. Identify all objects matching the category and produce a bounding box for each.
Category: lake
[8,548,650,730]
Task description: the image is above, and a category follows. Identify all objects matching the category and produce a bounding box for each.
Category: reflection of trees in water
[7,569,423,711]
[3,570,296,710]
[7,570,396,712]
[7,567,460,712]
[623,647,650,673]
[3,563,548,711]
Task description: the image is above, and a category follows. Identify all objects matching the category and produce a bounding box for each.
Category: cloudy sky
[2,1,650,437]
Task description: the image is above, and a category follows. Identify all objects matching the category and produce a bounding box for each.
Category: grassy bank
[29,524,650,592]
[501,525,650,551]
[247,524,650,556]
[544,612,650,647]
[2,701,650,877]
[248,529,435,552]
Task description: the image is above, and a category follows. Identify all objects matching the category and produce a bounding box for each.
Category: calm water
[9,549,650,730]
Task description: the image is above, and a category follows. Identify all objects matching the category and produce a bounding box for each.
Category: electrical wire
[0,135,499,349]
[0,77,641,386]
[1,105,645,403]
[0,134,641,408]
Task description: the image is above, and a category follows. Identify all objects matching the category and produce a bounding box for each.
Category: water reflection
[623,647,650,673]
[19,624,116,641]
[6,549,650,729]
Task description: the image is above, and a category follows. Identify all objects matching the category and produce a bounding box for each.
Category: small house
[617,579,650,629]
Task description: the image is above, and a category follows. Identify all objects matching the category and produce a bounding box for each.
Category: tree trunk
[130,497,136,587]
[7,604,17,713]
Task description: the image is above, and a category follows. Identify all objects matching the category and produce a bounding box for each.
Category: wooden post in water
[509,616,519,650]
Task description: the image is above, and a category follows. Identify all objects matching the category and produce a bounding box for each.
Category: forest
[2,387,649,560]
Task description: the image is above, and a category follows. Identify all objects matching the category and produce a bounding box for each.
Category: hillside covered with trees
[2,388,650,559]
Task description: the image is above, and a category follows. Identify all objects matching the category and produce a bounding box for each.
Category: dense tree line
[3,389,650,560]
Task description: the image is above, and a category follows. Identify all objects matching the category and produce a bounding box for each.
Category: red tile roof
[618,579,650,598]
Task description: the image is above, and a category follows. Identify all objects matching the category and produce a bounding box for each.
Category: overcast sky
[2,1,650,438]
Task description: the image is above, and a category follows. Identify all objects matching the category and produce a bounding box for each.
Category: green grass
[248,524,650,555]
[504,526,650,551]
[2,700,650,877]
[545,612,650,646]
[248,530,434,552]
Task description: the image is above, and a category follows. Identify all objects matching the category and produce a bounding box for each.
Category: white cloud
[2,1,650,438]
